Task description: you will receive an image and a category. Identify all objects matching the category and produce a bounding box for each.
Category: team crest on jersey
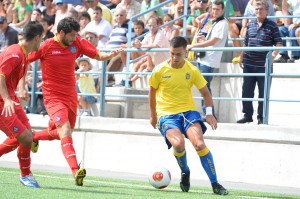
[56,116,61,122]
[186,72,190,80]
[70,46,77,53]
[13,126,19,133]
[164,124,168,131]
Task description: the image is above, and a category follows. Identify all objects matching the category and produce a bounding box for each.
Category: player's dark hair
[213,0,224,9]
[57,17,80,34]
[22,21,43,41]
[170,36,187,49]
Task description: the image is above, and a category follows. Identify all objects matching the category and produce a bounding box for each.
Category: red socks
[0,138,19,157]
[33,129,59,142]
[17,144,31,177]
[61,137,78,176]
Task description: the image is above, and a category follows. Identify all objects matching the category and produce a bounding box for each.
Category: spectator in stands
[51,0,71,33]
[3,0,13,24]
[106,8,131,84]
[31,8,42,22]
[141,0,164,21]
[0,0,6,17]
[116,0,141,19]
[82,6,112,48]
[32,0,45,12]
[78,11,91,34]
[126,16,170,85]
[162,14,180,42]
[274,0,300,63]
[106,0,121,11]
[194,2,213,37]
[187,0,229,117]
[237,0,282,125]
[40,18,54,41]
[232,0,275,64]
[67,9,79,21]
[12,0,33,28]
[0,16,19,50]
[188,0,209,39]
[76,57,97,116]
[41,0,56,27]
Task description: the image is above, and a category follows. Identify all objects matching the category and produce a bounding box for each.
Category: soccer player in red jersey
[29,17,120,186]
[0,21,43,188]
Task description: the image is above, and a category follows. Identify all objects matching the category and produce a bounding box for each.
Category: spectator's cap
[76,57,92,70]
[0,16,7,23]
[84,29,99,37]
[55,0,63,4]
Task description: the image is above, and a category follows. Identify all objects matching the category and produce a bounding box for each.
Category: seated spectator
[40,18,54,41]
[128,16,170,84]
[66,9,79,21]
[42,0,56,27]
[82,6,112,48]
[78,11,91,34]
[0,16,19,50]
[12,0,33,28]
[0,0,6,17]
[106,0,121,11]
[3,0,13,24]
[141,0,164,21]
[162,14,180,41]
[76,57,98,116]
[31,8,42,22]
[116,0,141,19]
[233,0,275,64]
[274,0,300,63]
[106,8,132,84]
[32,0,46,12]
[51,0,73,33]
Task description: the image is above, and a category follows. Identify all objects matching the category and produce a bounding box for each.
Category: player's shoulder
[152,60,169,73]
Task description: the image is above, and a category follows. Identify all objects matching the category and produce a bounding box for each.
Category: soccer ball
[148,167,171,189]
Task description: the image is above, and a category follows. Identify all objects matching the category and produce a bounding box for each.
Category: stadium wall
[1,115,300,189]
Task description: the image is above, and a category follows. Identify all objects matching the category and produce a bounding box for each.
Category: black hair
[22,21,43,41]
[57,17,80,34]
[134,20,145,29]
[213,0,224,9]
[170,36,187,49]
[40,17,50,26]
[33,8,42,15]
[93,6,102,13]
[79,11,91,22]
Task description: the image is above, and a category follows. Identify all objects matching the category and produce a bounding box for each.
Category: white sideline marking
[0,170,277,199]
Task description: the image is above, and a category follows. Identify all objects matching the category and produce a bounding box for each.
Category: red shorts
[0,104,31,138]
[44,99,77,130]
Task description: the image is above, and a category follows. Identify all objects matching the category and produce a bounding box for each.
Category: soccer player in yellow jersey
[148,36,228,195]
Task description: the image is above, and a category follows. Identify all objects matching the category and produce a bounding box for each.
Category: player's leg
[184,111,228,195]
[0,137,19,157]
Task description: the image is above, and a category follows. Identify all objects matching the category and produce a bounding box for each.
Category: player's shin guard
[173,148,190,173]
[17,144,31,177]
[0,137,19,157]
[197,147,217,183]
[61,137,79,176]
[33,129,59,142]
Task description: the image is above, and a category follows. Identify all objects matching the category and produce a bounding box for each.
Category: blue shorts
[83,96,97,104]
[157,110,207,149]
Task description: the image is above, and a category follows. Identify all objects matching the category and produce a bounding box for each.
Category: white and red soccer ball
[148,167,171,189]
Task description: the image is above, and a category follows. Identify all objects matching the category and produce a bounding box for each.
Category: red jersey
[28,35,98,100]
[0,43,28,103]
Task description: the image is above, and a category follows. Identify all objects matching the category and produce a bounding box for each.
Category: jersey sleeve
[28,41,47,63]
[193,67,207,90]
[77,36,98,58]
[148,68,161,89]
[0,51,22,77]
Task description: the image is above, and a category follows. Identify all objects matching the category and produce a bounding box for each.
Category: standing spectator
[162,14,180,41]
[0,16,19,50]
[3,0,14,24]
[187,0,229,116]
[76,57,97,116]
[232,0,275,64]
[148,36,228,195]
[32,0,46,12]
[41,0,56,27]
[274,0,300,63]
[0,21,43,188]
[31,8,42,22]
[128,16,170,84]
[82,6,112,48]
[26,17,122,186]
[40,17,54,42]
[237,1,282,124]
[12,0,33,28]
[115,0,141,19]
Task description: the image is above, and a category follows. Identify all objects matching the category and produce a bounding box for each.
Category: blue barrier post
[100,61,107,117]
[263,51,272,124]
[30,61,38,113]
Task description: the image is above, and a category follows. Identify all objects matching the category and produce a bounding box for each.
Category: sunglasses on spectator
[85,36,95,40]
[197,0,208,3]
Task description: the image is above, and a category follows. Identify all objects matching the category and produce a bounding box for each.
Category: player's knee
[194,142,206,151]
[16,130,33,147]
[171,138,185,151]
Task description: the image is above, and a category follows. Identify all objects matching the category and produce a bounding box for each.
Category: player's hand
[150,115,157,129]
[205,115,217,130]
[18,89,29,101]
[110,48,123,57]
[1,98,20,117]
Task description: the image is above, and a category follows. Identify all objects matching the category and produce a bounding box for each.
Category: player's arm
[0,75,19,117]
[199,86,217,130]
[17,75,29,101]
[149,86,157,129]
[95,48,123,61]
